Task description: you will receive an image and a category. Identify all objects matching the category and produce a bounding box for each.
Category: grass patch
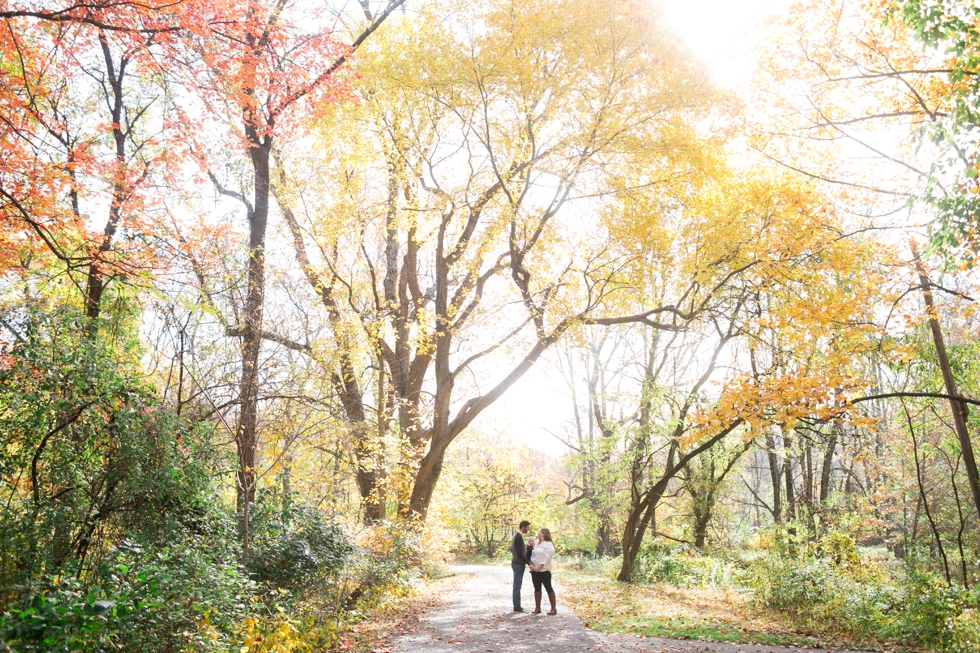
[559,570,924,652]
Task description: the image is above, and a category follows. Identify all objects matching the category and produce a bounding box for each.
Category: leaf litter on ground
[326,575,457,653]
[560,572,931,653]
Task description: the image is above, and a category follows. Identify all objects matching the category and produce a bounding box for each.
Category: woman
[528,528,556,614]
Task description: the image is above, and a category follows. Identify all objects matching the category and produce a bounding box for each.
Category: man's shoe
[513,607,525,612]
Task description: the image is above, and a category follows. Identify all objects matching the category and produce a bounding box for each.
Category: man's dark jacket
[511,531,532,565]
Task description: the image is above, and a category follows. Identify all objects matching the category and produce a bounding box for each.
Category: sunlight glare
[656,0,792,89]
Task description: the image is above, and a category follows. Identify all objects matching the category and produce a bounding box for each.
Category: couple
[511,520,557,614]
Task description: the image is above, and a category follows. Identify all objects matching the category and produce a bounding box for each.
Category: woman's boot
[533,591,542,613]
[547,591,557,614]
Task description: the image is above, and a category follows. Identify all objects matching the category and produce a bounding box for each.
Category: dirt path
[390,566,864,653]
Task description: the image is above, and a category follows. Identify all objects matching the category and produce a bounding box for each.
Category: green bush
[897,571,969,649]
[751,533,895,633]
[0,530,256,653]
[0,307,226,591]
[949,607,980,653]
[631,542,746,588]
[559,553,622,578]
[279,521,424,651]
[0,308,263,652]
[0,579,118,653]
[246,489,353,590]
[755,557,835,615]
[747,531,980,652]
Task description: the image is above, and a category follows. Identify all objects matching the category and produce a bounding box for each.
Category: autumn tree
[163,0,406,545]
[610,169,894,580]
[749,0,940,204]
[0,2,179,327]
[895,0,980,261]
[275,0,731,521]
[436,435,545,558]
[0,0,208,582]
[552,327,633,556]
[749,0,980,535]
[682,436,749,549]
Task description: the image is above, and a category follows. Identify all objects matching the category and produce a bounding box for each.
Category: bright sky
[485,0,797,458]
[661,0,792,89]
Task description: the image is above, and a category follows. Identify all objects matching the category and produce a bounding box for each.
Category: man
[511,520,532,612]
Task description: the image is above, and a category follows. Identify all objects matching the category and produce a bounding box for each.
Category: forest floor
[559,573,916,653]
[363,566,869,653]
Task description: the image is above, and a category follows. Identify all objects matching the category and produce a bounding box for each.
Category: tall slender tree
[166,0,407,548]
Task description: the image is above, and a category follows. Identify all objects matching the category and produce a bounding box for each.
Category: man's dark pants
[512,562,525,609]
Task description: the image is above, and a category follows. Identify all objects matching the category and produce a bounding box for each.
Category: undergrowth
[560,531,980,653]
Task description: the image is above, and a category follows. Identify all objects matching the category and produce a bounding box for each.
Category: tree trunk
[803,443,814,507]
[819,427,838,504]
[693,510,711,548]
[950,467,970,588]
[766,432,783,523]
[235,140,272,559]
[785,446,796,520]
[618,495,657,582]
[333,369,385,523]
[85,39,129,327]
[904,402,951,584]
[911,242,980,526]
[616,424,741,581]
[691,443,748,546]
[405,342,555,518]
[407,447,447,518]
[596,522,614,557]
[276,174,386,523]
